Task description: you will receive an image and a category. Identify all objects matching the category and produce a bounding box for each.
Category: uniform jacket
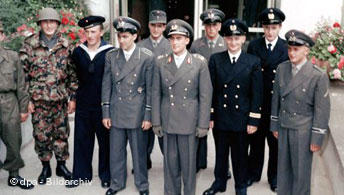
[209,51,263,132]
[270,60,330,146]
[0,47,28,113]
[247,37,288,117]
[71,39,113,109]
[101,46,154,129]
[137,36,172,57]
[152,52,213,135]
[190,36,226,61]
[19,32,78,102]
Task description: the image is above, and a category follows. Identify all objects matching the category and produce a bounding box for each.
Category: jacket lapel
[281,61,313,97]
[170,52,193,85]
[164,53,178,76]
[224,52,248,83]
[115,47,140,82]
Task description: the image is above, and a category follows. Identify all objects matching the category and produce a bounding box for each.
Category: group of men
[0,5,330,195]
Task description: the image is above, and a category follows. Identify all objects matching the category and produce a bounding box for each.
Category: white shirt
[123,44,136,61]
[173,50,187,69]
[228,50,242,63]
[292,59,307,76]
[207,35,219,48]
[150,35,163,47]
[265,37,278,51]
[88,50,97,61]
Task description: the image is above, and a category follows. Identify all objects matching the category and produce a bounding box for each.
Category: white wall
[280,0,343,36]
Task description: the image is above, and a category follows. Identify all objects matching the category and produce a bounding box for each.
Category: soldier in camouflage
[0,20,34,190]
[19,7,78,185]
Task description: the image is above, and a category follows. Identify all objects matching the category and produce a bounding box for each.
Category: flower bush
[309,20,344,81]
[59,9,86,47]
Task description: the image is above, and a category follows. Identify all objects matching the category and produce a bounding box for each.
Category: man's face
[288,45,309,65]
[85,25,103,48]
[204,22,221,39]
[117,32,137,51]
[40,20,59,38]
[224,35,246,54]
[168,34,189,55]
[148,23,166,40]
[263,24,282,42]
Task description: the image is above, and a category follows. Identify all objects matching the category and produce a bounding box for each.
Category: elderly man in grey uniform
[102,16,153,195]
[137,10,171,163]
[270,30,330,195]
[152,19,213,195]
[190,8,231,176]
[0,21,34,190]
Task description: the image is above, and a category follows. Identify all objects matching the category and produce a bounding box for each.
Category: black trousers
[212,129,248,191]
[247,116,278,184]
[147,129,164,157]
[72,107,110,182]
[196,135,207,169]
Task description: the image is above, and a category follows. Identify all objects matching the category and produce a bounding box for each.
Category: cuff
[248,112,261,126]
[311,127,327,146]
[210,108,215,121]
[270,115,279,131]
[144,105,152,121]
[101,102,110,119]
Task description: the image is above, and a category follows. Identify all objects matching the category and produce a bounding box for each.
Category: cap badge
[171,24,178,30]
[118,19,125,27]
[208,12,215,19]
[85,19,88,23]
[230,24,237,31]
[289,32,297,42]
[268,13,275,20]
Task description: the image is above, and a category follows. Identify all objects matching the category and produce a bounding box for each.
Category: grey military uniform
[137,36,172,57]
[190,36,226,61]
[102,46,153,191]
[0,47,29,174]
[152,52,213,195]
[270,60,330,195]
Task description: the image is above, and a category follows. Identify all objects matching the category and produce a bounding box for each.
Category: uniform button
[224,94,228,98]
[273,69,276,73]
[183,96,186,99]
[117,82,120,85]
[237,85,240,89]
[116,72,119,76]
[272,80,275,83]
[170,95,174,98]
[134,74,137,77]
[223,104,227,108]
[184,88,188,91]
[235,95,238,99]
[302,88,306,92]
[188,80,191,84]
[259,107,262,111]
[169,87,172,90]
[131,82,134,85]
[271,91,274,94]
[182,104,186,107]
[293,113,297,116]
[129,97,132,100]
[118,97,122,100]
[261,68,264,72]
[224,84,227,88]
[282,98,285,101]
[171,103,174,106]
[165,79,169,82]
[296,101,299,104]
[235,105,239,109]
[283,110,286,113]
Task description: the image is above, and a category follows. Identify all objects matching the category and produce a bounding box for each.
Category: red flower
[61,17,69,25]
[16,24,27,32]
[60,27,68,33]
[69,20,76,26]
[338,56,344,69]
[328,44,337,54]
[311,56,316,64]
[68,32,76,40]
[333,22,341,28]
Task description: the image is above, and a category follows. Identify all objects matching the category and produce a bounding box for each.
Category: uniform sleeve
[151,58,161,126]
[270,66,281,132]
[14,52,29,113]
[66,48,78,101]
[189,42,196,54]
[246,41,254,55]
[311,73,330,146]
[208,55,216,121]
[143,56,154,121]
[101,52,112,119]
[197,59,213,129]
[248,59,263,127]
[19,42,32,99]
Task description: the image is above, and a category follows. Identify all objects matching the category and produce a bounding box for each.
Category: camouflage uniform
[0,46,29,173]
[19,32,78,161]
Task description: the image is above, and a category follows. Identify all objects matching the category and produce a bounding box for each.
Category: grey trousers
[163,133,197,195]
[277,127,313,195]
[109,127,149,191]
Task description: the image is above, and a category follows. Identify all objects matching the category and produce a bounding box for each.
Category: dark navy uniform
[71,16,113,185]
[246,8,288,188]
[204,19,263,195]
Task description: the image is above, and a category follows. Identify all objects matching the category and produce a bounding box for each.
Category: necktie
[209,41,215,48]
[267,43,272,52]
[292,65,298,76]
[232,57,236,64]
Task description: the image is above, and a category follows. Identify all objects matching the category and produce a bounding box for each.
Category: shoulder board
[313,64,326,73]
[141,47,153,56]
[192,53,206,61]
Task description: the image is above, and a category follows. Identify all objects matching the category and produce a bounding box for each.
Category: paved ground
[0,119,277,195]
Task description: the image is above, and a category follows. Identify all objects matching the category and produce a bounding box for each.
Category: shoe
[105,188,118,195]
[246,177,260,187]
[38,165,52,185]
[235,188,247,195]
[270,183,277,192]
[203,187,225,195]
[101,180,111,188]
[8,175,34,190]
[139,189,149,195]
[227,170,232,180]
[56,163,72,180]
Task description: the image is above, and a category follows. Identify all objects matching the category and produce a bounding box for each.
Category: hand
[67,100,76,114]
[142,121,152,130]
[310,144,321,152]
[20,113,29,122]
[28,101,35,113]
[209,121,214,129]
[273,131,278,139]
[196,127,208,138]
[247,125,258,134]
[102,118,112,129]
[153,126,163,137]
